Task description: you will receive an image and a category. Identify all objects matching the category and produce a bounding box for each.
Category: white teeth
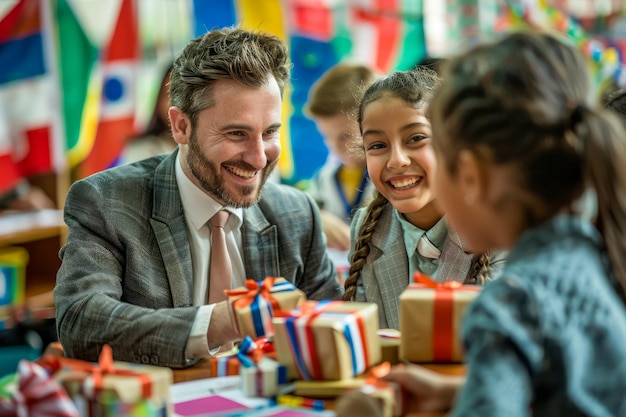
[390,177,419,189]
[227,166,256,179]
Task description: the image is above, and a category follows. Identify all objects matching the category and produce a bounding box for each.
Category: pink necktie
[208,210,231,304]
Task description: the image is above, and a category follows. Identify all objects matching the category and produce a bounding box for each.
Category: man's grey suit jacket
[54,151,343,368]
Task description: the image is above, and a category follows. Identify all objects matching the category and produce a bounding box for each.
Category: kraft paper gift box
[48,345,173,417]
[273,300,381,381]
[236,335,287,397]
[399,272,481,363]
[226,277,306,339]
[345,380,403,417]
[240,355,288,397]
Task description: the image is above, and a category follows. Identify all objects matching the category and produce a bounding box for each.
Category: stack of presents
[0,274,480,416]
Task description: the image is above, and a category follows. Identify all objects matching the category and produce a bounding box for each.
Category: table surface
[172,358,464,417]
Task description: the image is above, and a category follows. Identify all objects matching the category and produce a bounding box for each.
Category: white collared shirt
[174,152,246,358]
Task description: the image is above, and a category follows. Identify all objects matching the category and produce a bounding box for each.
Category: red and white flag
[78,0,139,178]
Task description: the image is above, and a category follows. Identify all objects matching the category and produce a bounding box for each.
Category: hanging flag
[78,0,139,178]
[193,0,236,36]
[0,0,63,194]
[55,0,101,169]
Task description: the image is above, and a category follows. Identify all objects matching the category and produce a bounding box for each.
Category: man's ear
[169,107,191,145]
[456,150,488,203]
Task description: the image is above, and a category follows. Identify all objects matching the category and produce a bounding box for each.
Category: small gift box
[227,277,306,339]
[43,345,173,417]
[356,363,404,417]
[240,356,287,397]
[237,336,287,397]
[273,300,381,381]
[399,272,481,363]
[209,354,239,377]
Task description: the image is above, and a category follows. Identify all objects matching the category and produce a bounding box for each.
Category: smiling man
[54,27,344,369]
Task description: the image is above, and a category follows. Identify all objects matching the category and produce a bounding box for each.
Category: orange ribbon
[361,362,406,416]
[412,272,463,290]
[225,277,281,312]
[38,345,152,399]
[410,272,478,362]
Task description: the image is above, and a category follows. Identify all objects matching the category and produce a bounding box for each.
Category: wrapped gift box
[352,381,403,417]
[400,272,481,363]
[240,355,288,397]
[209,354,239,377]
[227,277,305,339]
[273,300,381,381]
[49,345,173,417]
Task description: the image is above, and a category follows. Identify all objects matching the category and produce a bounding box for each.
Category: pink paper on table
[173,395,250,416]
[267,411,326,417]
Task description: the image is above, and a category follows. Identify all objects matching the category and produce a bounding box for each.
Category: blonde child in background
[382,31,626,416]
[343,68,506,329]
[120,63,177,165]
[305,63,379,252]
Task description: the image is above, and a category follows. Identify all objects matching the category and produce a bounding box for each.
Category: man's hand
[207,301,240,350]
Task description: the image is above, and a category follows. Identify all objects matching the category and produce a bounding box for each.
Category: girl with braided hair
[342,67,506,329]
[379,31,626,416]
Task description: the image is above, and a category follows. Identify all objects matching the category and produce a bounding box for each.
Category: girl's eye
[409,134,429,143]
[366,142,386,151]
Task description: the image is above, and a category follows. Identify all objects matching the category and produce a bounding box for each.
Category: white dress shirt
[174,153,245,358]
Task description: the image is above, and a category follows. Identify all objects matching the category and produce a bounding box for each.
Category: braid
[343,193,388,301]
[464,250,491,285]
[478,251,491,284]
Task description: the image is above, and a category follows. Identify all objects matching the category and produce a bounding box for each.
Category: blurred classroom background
[1,0,626,190]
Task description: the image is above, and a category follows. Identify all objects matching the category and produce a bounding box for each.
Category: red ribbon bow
[38,345,152,399]
[413,272,463,290]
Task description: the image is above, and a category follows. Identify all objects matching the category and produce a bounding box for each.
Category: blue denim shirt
[451,215,626,417]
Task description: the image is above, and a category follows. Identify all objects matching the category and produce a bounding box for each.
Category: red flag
[0,0,61,193]
[78,0,139,178]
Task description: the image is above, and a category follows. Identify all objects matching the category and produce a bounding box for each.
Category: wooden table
[172,358,464,417]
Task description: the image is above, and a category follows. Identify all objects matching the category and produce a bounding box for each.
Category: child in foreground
[383,31,626,416]
[343,68,506,329]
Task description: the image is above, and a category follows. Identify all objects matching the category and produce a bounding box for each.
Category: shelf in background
[0,209,66,246]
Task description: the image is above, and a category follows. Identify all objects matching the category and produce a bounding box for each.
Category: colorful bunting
[2,0,625,187]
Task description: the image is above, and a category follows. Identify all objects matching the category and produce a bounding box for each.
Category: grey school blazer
[54,150,343,369]
[349,204,506,329]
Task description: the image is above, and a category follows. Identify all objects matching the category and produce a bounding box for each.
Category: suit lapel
[437,224,474,283]
[241,203,280,280]
[369,206,409,330]
[150,151,194,307]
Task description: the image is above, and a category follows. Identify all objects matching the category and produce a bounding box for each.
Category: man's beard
[186,130,277,208]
